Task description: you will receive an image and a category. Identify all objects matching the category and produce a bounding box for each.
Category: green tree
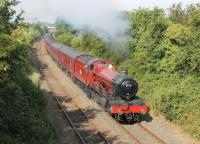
[0,1,56,143]
[126,6,200,139]
[71,36,82,49]
[127,8,168,75]
[168,3,186,24]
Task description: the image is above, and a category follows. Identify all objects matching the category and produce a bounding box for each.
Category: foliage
[0,0,56,143]
[54,20,75,46]
[29,23,48,42]
[127,4,200,139]
[169,3,186,24]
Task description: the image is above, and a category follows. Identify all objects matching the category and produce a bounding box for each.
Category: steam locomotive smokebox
[112,74,138,100]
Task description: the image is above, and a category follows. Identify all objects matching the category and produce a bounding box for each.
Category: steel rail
[35,42,87,144]
[137,123,166,144]
[32,43,63,144]
[114,122,142,144]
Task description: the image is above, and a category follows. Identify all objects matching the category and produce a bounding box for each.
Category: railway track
[102,113,166,144]
[34,40,168,144]
[33,42,109,144]
[32,43,63,144]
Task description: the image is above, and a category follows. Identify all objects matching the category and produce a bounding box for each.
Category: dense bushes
[54,3,200,139]
[0,72,57,144]
[0,0,56,143]
[126,5,200,139]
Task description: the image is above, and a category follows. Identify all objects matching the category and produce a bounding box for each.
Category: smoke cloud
[18,0,130,52]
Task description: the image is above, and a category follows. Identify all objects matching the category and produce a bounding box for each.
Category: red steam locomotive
[44,35,149,123]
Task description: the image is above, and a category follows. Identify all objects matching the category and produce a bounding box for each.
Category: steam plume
[19,0,130,52]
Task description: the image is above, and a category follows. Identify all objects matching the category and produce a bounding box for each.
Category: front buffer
[109,100,149,123]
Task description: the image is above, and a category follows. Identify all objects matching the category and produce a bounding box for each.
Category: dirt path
[33,40,200,144]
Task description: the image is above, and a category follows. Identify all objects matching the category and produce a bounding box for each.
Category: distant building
[47,26,56,37]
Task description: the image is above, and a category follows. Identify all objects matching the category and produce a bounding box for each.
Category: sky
[15,0,199,23]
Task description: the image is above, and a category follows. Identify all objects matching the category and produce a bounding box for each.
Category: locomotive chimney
[121,68,128,76]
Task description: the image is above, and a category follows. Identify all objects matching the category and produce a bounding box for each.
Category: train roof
[59,44,83,58]
[51,42,62,49]
[45,37,82,58]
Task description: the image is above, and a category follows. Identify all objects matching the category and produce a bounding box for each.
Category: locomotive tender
[44,35,149,123]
